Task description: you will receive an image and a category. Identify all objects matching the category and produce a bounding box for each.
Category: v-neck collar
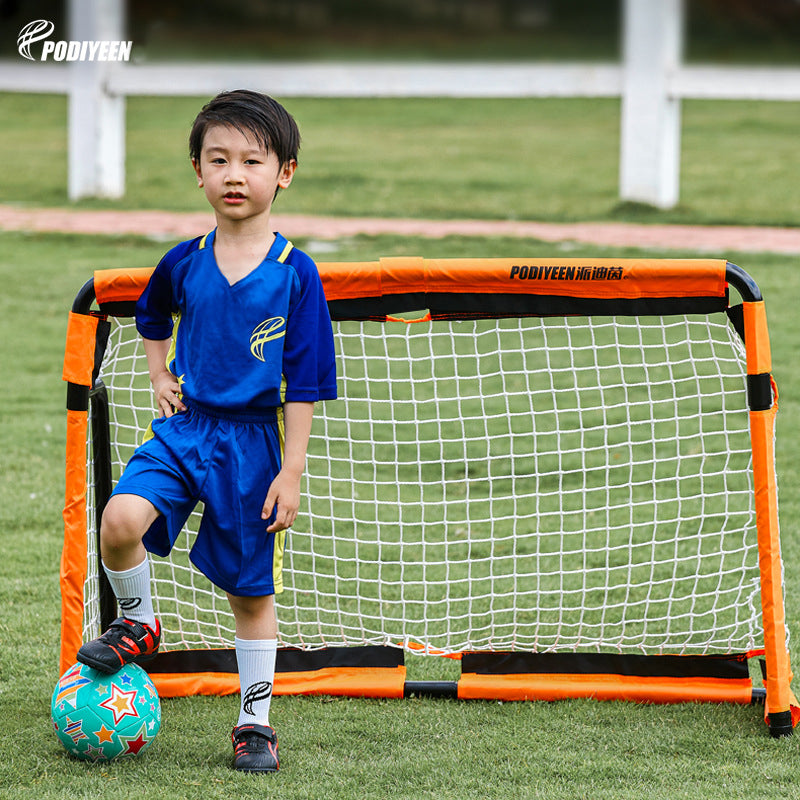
[200,229,290,288]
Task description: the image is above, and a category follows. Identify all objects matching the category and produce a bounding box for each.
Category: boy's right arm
[143,337,186,418]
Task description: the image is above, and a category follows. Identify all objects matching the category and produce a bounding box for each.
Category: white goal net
[82,308,762,658]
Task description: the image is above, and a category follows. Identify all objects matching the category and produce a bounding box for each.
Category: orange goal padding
[60,408,90,673]
[94,267,155,306]
[458,673,755,705]
[92,258,729,307]
[315,257,729,303]
[151,665,408,699]
[62,311,99,386]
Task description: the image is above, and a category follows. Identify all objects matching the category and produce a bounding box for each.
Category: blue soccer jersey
[135,230,337,411]
[118,230,337,595]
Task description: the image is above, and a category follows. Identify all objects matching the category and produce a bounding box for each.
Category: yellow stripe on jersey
[276,403,285,461]
[272,528,286,594]
[274,400,286,593]
[165,313,181,375]
[141,420,156,444]
[276,240,294,263]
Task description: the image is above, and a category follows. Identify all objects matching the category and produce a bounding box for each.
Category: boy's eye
[210,157,226,164]
[245,159,261,165]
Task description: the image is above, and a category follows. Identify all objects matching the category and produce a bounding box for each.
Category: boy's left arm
[262,401,315,533]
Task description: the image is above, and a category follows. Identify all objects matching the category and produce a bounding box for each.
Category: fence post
[619,0,684,209]
[68,0,126,200]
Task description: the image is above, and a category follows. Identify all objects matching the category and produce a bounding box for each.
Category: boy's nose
[225,167,245,184]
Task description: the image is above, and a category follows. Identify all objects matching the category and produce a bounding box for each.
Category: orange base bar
[457,651,764,707]
[276,666,406,698]
[458,673,754,705]
[153,672,240,698]
[145,646,408,699]
[152,666,407,700]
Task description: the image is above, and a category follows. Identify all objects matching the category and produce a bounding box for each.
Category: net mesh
[82,311,762,656]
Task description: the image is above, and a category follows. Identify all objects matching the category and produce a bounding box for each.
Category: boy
[76,90,337,773]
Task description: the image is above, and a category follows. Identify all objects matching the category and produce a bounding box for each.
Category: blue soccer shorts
[110,402,286,596]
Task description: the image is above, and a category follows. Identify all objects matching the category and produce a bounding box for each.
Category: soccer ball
[51,661,161,761]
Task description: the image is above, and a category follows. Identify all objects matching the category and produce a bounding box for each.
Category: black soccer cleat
[76,617,161,674]
[232,724,280,772]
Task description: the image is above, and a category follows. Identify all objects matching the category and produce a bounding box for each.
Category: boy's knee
[100,494,157,551]
[228,594,274,617]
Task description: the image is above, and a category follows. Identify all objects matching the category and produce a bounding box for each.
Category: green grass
[2,93,800,226]
[1,229,799,798]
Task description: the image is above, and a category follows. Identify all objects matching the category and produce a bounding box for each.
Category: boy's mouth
[223,191,246,204]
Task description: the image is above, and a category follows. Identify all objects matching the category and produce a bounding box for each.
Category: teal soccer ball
[51,661,161,761]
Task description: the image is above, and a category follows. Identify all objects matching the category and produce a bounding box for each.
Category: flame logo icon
[250,317,286,361]
[17,20,54,61]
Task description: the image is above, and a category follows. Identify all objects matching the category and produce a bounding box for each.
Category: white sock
[103,556,157,628]
[236,637,277,728]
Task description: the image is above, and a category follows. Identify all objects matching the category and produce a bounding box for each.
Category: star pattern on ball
[62,716,88,744]
[83,743,106,762]
[94,724,115,744]
[99,684,140,725]
[118,722,151,756]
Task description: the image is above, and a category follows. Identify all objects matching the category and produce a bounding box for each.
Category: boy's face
[192,123,296,225]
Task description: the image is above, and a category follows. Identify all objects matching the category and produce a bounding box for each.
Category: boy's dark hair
[189,90,300,166]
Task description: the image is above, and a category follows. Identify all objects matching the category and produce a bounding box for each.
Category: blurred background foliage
[2,0,800,63]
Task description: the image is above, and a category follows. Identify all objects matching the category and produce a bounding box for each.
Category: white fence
[1,0,799,205]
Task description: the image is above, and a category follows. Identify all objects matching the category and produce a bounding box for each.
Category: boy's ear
[278,159,297,190]
[191,157,203,188]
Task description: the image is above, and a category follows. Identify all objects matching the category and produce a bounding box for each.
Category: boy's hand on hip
[263,469,301,532]
[151,371,185,418]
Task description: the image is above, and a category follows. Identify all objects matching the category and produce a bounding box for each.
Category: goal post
[61,255,798,736]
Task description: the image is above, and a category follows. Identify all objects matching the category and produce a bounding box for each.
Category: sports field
[1,92,799,799]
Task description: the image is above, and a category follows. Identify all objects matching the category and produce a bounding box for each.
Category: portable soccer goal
[61,254,797,736]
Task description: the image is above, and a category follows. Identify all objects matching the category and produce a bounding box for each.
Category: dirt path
[2,203,800,254]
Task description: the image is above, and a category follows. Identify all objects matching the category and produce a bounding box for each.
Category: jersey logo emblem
[250,317,286,361]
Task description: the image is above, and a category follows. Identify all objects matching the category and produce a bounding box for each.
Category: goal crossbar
[61,256,797,736]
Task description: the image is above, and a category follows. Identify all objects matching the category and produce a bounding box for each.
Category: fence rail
[3,61,800,101]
